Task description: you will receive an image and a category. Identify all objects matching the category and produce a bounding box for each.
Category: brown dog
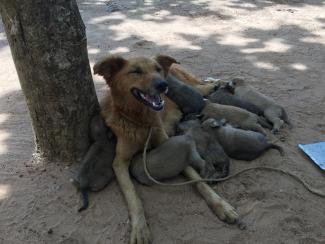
[94,55,238,244]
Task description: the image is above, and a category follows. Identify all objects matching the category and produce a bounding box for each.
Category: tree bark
[0,0,99,162]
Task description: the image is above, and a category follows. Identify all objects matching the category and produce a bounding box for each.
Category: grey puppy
[202,118,283,161]
[226,78,291,133]
[165,74,206,115]
[207,86,264,116]
[202,100,267,135]
[74,114,117,212]
[177,118,230,178]
[130,134,210,185]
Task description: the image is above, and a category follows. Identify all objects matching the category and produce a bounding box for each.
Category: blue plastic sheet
[299,142,325,171]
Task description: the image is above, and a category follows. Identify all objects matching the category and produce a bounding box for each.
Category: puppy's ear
[220,119,227,126]
[154,54,179,77]
[202,118,219,129]
[93,56,127,85]
[211,120,220,128]
[224,82,235,94]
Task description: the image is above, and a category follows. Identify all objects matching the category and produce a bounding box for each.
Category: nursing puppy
[202,118,284,161]
[95,55,238,244]
[164,74,205,115]
[226,78,291,133]
[168,62,219,96]
[202,100,267,135]
[207,86,264,116]
[177,118,230,178]
[130,134,206,185]
[74,114,116,212]
[75,117,210,211]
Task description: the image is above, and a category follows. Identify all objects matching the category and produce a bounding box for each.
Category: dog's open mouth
[131,88,165,111]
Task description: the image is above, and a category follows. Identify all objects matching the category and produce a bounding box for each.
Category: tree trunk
[0,0,99,162]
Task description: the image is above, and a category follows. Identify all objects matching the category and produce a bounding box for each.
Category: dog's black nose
[154,80,168,93]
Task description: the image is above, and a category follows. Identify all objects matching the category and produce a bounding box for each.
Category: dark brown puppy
[165,74,205,115]
[177,118,230,178]
[74,114,116,212]
[202,118,284,161]
[168,63,219,96]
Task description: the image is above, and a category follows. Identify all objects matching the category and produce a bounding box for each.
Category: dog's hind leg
[183,166,238,223]
[113,142,151,244]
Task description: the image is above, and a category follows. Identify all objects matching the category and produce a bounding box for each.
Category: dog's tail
[258,116,272,129]
[270,144,284,156]
[78,188,89,212]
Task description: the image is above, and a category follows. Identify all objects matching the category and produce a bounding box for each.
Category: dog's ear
[93,56,127,84]
[154,54,179,77]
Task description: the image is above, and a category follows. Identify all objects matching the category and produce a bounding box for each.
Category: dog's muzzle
[154,80,168,93]
[131,88,167,111]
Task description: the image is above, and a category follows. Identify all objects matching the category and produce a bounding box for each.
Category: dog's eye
[129,67,143,75]
[155,66,162,73]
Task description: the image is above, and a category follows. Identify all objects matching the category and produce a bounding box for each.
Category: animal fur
[202,118,284,160]
[95,54,238,244]
[202,100,267,135]
[74,114,116,212]
[177,119,230,178]
[226,78,291,133]
[207,86,264,116]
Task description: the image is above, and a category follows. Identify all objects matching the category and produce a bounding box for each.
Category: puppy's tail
[270,144,284,156]
[78,188,89,212]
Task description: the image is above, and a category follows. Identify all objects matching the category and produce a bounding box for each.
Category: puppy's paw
[271,128,280,134]
[203,77,221,84]
[130,220,152,244]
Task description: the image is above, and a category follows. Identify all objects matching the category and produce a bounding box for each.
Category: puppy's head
[90,114,108,141]
[94,55,172,111]
[225,77,245,94]
[201,118,225,131]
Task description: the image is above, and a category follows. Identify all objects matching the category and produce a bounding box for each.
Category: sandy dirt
[1,0,325,243]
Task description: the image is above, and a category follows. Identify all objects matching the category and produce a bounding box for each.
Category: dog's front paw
[130,220,152,244]
[210,199,239,224]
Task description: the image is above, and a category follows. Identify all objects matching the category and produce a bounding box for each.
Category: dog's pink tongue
[145,94,159,103]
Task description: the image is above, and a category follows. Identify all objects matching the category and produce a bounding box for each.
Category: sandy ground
[1,0,325,243]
